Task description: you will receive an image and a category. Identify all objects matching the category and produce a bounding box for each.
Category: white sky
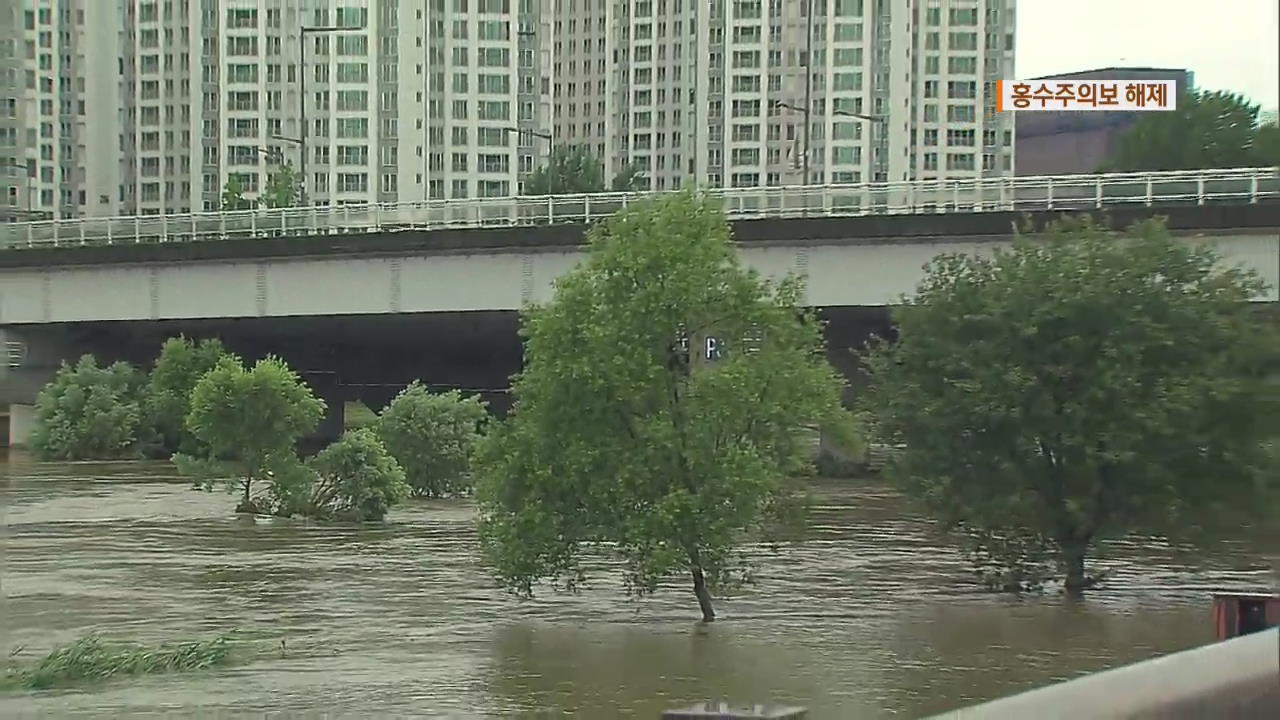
[1017,0,1280,110]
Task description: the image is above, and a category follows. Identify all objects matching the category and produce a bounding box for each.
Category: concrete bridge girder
[0,232,1274,327]
[1,205,1276,447]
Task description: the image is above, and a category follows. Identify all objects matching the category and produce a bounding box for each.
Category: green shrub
[30,355,147,460]
[180,355,324,513]
[306,428,410,521]
[374,383,488,497]
[145,336,230,456]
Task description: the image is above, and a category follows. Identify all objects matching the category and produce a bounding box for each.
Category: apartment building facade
[207,0,554,209]
[3,0,1012,219]
[2,0,554,218]
[1,0,26,221]
[4,0,122,220]
[553,0,1015,192]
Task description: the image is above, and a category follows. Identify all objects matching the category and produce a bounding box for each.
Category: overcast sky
[1017,0,1279,110]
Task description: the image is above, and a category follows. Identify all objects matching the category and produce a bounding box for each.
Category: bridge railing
[1,167,1276,250]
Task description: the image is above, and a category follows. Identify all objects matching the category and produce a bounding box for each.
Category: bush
[30,355,147,460]
[145,336,230,456]
[374,383,488,497]
[180,355,325,513]
[304,428,409,521]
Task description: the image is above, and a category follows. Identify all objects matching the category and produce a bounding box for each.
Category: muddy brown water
[1,453,1275,718]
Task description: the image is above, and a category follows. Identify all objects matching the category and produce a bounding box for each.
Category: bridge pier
[301,371,346,447]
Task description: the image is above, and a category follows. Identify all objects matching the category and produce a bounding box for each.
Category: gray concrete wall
[8,403,33,448]
[930,628,1279,719]
[0,232,1275,325]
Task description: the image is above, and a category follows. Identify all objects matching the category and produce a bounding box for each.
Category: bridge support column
[0,328,65,413]
[302,372,346,448]
[7,403,34,448]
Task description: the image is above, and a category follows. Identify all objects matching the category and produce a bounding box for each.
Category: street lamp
[503,126,553,144]
[270,134,303,168]
[254,146,284,163]
[504,127,555,193]
[300,24,364,203]
[772,100,884,181]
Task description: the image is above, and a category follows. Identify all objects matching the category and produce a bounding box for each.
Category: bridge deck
[1,167,1276,250]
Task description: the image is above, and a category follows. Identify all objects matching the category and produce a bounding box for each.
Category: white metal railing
[1,167,1276,250]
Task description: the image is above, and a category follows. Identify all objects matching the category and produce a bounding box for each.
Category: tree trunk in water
[1063,542,1088,597]
[691,566,716,623]
[237,478,253,514]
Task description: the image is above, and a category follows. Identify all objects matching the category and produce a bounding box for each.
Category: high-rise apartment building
[1,0,554,218]
[207,0,553,208]
[4,0,121,220]
[554,0,1015,192]
[2,0,1011,220]
[411,0,554,200]
[1,0,27,221]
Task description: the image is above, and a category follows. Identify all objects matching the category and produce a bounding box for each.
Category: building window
[337,173,368,193]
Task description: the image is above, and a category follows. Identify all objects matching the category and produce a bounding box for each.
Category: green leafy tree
[475,191,855,622]
[146,336,230,456]
[305,428,410,521]
[30,355,147,460]
[373,383,489,498]
[220,176,254,211]
[523,145,604,195]
[1253,123,1280,166]
[1100,90,1266,171]
[261,164,304,209]
[859,217,1280,594]
[610,161,648,192]
[180,355,325,513]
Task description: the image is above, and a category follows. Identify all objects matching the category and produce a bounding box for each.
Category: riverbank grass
[4,634,234,690]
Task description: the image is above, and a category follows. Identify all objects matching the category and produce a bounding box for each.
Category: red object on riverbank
[1211,592,1280,641]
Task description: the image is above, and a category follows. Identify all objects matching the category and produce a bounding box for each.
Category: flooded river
[2,454,1276,718]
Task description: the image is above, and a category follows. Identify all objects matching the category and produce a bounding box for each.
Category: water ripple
[2,460,1277,719]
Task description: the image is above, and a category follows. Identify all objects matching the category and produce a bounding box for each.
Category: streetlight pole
[299,24,362,204]
[803,0,814,186]
[504,127,553,194]
[773,101,883,180]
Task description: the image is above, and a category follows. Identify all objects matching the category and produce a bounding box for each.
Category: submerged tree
[146,336,230,456]
[30,355,147,460]
[475,190,855,622]
[373,383,489,498]
[860,217,1280,594]
[181,355,325,513]
[305,428,410,521]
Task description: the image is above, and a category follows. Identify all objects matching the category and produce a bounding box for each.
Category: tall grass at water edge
[3,634,234,690]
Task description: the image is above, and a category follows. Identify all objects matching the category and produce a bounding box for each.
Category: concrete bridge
[2,167,1277,446]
